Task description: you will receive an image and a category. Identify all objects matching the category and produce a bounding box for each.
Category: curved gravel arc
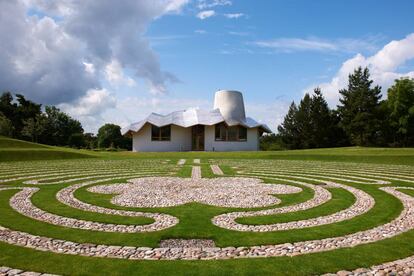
[239,171,390,185]
[247,167,414,184]
[54,179,180,230]
[21,169,164,185]
[211,182,375,232]
[10,187,177,233]
[326,254,414,275]
[217,159,414,184]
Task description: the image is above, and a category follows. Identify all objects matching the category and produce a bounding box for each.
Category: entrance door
[191,125,205,151]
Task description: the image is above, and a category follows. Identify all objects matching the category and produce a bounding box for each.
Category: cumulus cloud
[0,0,188,106]
[63,0,187,95]
[224,13,244,19]
[306,34,414,106]
[0,1,97,104]
[59,89,116,117]
[59,88,117,132]
[105,60,136,87]
[253,37,380,53]
[197,10,216,19]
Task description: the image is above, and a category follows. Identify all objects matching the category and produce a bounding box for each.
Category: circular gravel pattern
[87,177,302,208]
[0,158,413,273]
[0,186,412,260]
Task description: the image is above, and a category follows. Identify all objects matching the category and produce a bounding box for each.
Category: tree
[42,106,84,146]
[387,78,414,146]
[121,136,132,150]
[337,67,382,146]
[278,102,300,149]
[296,93,313,148]
[83,133,98,149]
[277,89,349,149]
[0,92,42,139]
[309,88,335,148]
[21,114,47,142]
[330,109,350,147]
[0,112,14,137]
[97,124,123,148]
[259,133,284,151]
[68,133,86,148]
[0,93,17,134]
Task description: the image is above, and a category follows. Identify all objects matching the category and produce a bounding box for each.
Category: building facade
[123,90,271,152]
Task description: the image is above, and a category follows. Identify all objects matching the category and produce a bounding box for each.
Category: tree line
[262,67,414,150]
[0,92,131,150]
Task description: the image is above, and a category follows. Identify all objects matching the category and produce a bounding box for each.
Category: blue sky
[2,0,414,132]
[146,0,414,103]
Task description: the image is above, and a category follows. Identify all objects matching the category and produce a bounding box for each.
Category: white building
[122,90,271,152]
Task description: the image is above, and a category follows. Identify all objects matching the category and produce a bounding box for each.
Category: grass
[1,136,414,165]
[0,137,413,275]
[30,185,154,225]
[0,226,414,275]
[0,136,95,161]
[237,187,355,225]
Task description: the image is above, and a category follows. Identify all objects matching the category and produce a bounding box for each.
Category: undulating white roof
[122,107,271,135]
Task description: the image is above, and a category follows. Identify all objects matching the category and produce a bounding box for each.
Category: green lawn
[0,137,413,275]
[1,136,414,165]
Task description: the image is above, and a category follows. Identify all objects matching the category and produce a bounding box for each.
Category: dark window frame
[214,123,248,142]
[151,125,171,141]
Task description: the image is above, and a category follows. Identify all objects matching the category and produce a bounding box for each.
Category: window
[151,125,171,141]
[215,123,226,141]
[239,126,247,140]
[214,123,247,141]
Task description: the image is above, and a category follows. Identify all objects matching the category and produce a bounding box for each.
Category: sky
[1,0,414,133]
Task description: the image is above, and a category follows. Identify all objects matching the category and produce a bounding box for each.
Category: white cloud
[22,0,75,16]
[59,88,116,117]
[59,88,117,132]
[105,60,136,87]
[0,0,189,105]
[255,38,336,52]
[246,100,290,132]
[164,0,190,13]
[197,10,216,19]
[197,0,231,9]
[228,31,249,36]
[253,37,380,53]
[224,13,244,19]
[83,62,95,74]
[306,33,414,106]
[0,2,97,104]
[195,29,207,34]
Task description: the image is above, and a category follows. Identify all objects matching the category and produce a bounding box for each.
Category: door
[191,125,205,151]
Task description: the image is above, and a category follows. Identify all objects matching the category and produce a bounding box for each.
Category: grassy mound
[0,136,94,161]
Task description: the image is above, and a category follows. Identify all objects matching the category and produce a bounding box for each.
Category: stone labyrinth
[1,158,414,275]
